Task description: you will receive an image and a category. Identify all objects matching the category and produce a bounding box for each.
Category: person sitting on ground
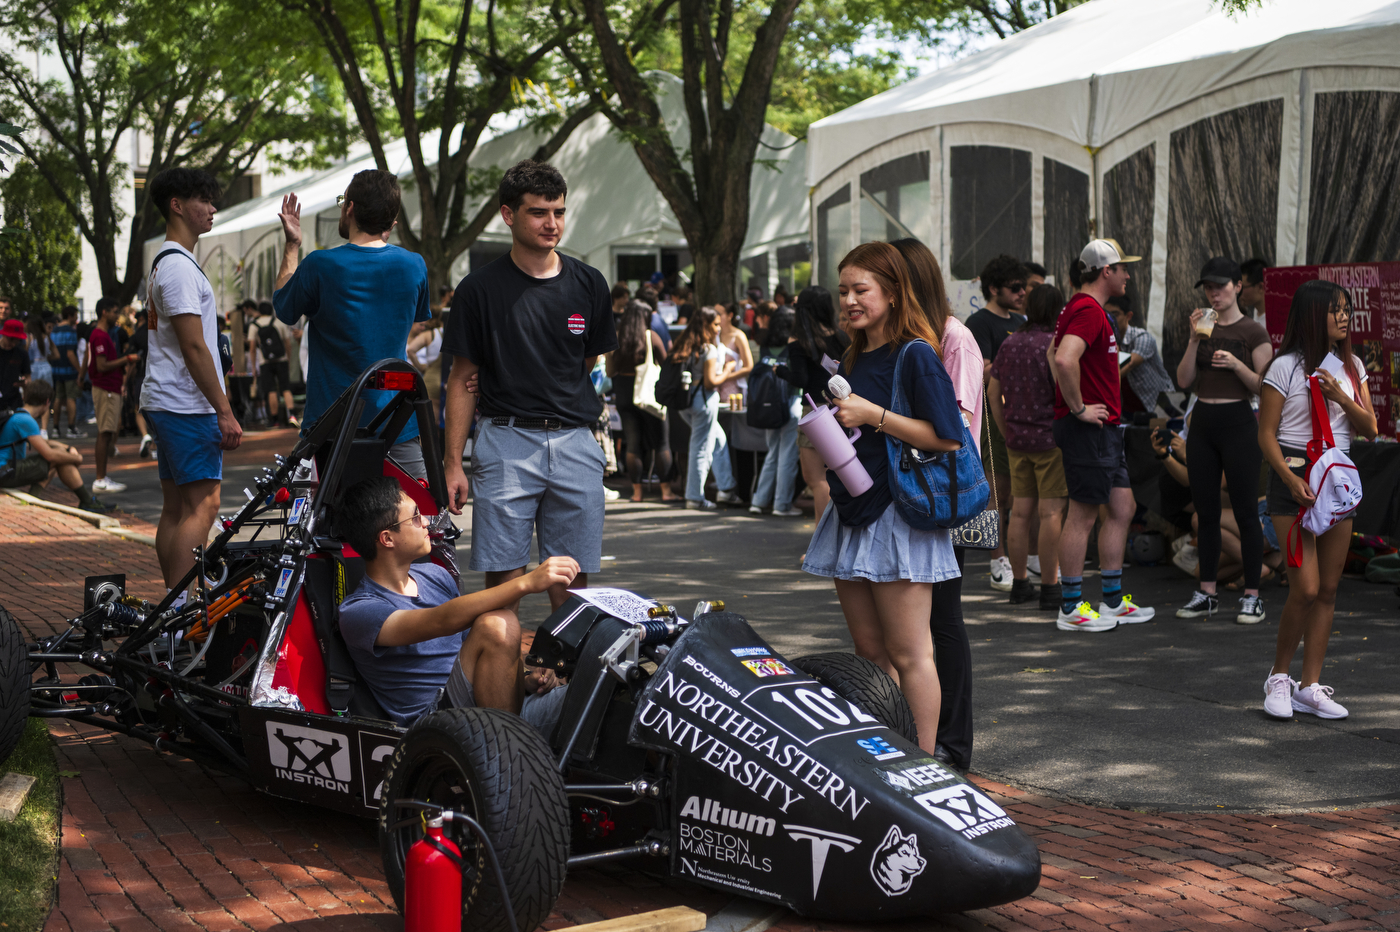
[336,476,578,730]
[0,380,105,512]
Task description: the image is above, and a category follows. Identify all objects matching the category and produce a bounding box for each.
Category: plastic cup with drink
[1194,308,1218,339]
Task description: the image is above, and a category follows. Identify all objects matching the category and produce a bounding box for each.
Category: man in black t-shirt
[442,160,617,612]
[965,254,1029,592]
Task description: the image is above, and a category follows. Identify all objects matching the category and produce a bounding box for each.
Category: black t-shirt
[966,308,1026,364]
[0,344,30,409]
[442,252,617,424]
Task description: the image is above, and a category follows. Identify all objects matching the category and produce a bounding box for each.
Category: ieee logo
[857,736,904,761]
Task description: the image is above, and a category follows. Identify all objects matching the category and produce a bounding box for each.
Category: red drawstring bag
[1285,375,1362,568]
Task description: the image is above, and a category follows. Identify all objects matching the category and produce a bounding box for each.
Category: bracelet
[876,408,888,432]
[1072,405,1086,417]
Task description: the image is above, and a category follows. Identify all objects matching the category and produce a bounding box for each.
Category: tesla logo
[784,824,860,898]
[266,722,352,793]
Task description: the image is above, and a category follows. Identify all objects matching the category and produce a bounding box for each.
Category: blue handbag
[886,339,990,530]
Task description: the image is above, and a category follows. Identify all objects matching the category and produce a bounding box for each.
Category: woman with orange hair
[802,242,966,754]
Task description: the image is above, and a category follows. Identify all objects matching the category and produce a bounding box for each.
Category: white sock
[1027,555,1042,575]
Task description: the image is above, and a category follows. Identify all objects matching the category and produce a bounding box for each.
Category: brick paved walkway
[5,496,1400,932]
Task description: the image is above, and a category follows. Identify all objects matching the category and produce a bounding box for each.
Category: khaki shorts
[53,378,82,402]
[92,387,122,434]
[1007,447,1068,499]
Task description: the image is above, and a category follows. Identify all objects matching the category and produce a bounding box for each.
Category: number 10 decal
[744,682,883,746]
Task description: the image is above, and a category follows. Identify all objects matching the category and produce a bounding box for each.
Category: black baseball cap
[1196,256,1242,288]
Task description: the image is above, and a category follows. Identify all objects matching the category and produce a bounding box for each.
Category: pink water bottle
[799,381,874,496]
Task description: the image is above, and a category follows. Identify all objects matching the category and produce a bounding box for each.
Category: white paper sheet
[571,587,658,624]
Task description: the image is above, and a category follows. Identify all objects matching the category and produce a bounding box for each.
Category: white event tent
[806,0,1400,351]
[147,73,810,314]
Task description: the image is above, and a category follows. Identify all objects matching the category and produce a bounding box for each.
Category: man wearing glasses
[336,477,579,727]
[272,169,432,475]
[966,254,1029,592]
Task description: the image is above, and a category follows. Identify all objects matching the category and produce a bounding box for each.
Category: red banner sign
[1264,262,1400,438]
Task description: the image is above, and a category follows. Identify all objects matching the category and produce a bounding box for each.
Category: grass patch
[0,718,61,932]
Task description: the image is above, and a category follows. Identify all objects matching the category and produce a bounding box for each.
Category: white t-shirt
[414,328,443,368]
[1261,351,1363,452]
[141,242,224,414]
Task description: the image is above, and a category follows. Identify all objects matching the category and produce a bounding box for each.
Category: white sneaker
[1171,534,1192,555]
[773,506,804,517]
[1098,594,1155,623]
[138,434,153,457]
[91,477,127,493]
[715,490,743,505]
[603,487,621,501]
[989,556,1014,592]
[1172,545,1199,575]
[1292,682,1348,719]
[1263,673,1296,719]
[1026,554,1042,581]
[1057,602,1117,632]
[749,504,765,515]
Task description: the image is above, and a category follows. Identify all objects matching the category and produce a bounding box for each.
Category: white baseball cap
[1079,238,1142,270]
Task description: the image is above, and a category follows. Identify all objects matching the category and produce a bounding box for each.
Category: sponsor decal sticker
[358,732,398,809]
[266,722,352,793]
[273,568,294,599]
[566,313,587,335]
[877,757,958,794]
[913,784,1015,839]
[682,654,740,698]
[784,824,860,898]
[742,681,883,747]
[730,647,771,658]
[856,736,904,761]
[287,497,307,525]
[869,824,927,896]
[741,658,794,678]
[680,795,775,836]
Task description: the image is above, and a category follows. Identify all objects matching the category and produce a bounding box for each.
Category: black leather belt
[491,416,580,431]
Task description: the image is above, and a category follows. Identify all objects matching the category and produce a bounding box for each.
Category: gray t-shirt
[338,563,463,726]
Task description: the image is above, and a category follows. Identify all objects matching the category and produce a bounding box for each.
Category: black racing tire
[792,652,918,746]
[379,707,569,932]
[0,607,28,767]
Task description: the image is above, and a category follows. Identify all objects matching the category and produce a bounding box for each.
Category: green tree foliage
[0,0,349,303]
[286,0,598,291]
[0,155,81,316]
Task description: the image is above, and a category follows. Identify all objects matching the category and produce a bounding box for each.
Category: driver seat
[301,554,393,720]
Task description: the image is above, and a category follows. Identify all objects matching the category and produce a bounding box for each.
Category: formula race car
[0,359,1040,931]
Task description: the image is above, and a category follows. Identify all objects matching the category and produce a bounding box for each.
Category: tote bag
[632,333,666,420]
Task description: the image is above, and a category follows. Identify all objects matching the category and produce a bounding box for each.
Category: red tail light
[376,371,417,391]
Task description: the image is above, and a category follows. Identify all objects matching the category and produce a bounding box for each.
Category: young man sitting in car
[337,476,576,730]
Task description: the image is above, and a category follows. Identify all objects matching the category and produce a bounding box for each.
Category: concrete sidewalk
[4,495,1400,932]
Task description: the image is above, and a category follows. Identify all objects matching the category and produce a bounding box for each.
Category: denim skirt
[802,502,961,584]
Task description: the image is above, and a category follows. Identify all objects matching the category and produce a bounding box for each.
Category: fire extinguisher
[405,814,463,932]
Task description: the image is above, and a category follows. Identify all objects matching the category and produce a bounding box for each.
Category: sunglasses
[336,194,348,206]
[382,508,425,533]
[1004,283,1027,293]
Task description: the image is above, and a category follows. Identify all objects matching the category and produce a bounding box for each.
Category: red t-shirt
[88,326,125,393]
[1052,293,1121,424]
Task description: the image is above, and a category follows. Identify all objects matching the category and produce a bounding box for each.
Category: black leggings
[1186,400,1263,588]
[930,548,972,771]
[613,375,671,485]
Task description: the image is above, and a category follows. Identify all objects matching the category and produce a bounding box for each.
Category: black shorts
[1052,416,1130,505]
[258,360,291,396]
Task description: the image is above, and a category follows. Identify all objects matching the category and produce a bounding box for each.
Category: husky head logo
[869,824,926,896]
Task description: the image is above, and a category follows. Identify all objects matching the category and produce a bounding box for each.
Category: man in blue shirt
[273,169,431,475]
[49,306,83,438]
[0,380,103,511]
[336,477,575,727]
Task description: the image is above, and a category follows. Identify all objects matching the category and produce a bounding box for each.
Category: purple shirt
[990,329,1056,452]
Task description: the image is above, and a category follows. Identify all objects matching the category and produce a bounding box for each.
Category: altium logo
[679,795,776,836]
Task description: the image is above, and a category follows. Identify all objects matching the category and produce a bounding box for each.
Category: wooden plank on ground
[0,772,38,822]
[566,907,707,932]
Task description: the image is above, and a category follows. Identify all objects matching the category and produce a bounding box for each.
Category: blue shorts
[469,420,605,574]
[144,410,223,485]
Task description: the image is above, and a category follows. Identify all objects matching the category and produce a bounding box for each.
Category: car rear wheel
[792,651,918,745]
[0,607,29,767]
[379,707,569,932]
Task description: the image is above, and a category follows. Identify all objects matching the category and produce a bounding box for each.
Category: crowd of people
[0,156,1377,756]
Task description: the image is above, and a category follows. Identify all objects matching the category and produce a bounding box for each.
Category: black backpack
[0,410,24,486]
[746,346,794,429]
[655,350,706,412]
[256,320,286,361]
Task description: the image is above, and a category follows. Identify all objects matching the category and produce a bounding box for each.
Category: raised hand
[279,193,302,247]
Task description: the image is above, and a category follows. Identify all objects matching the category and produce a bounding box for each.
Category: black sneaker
[1009,578,1036,604]
[1175,590,1218,618]
[1038,583,1062,612]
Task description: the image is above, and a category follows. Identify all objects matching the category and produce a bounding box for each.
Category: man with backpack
[747,307,803,516]
[141,167,242,603]
[247,300,297,427]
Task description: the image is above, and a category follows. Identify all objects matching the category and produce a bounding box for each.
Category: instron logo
[914,784,1015,839]
[266,722,352,793]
